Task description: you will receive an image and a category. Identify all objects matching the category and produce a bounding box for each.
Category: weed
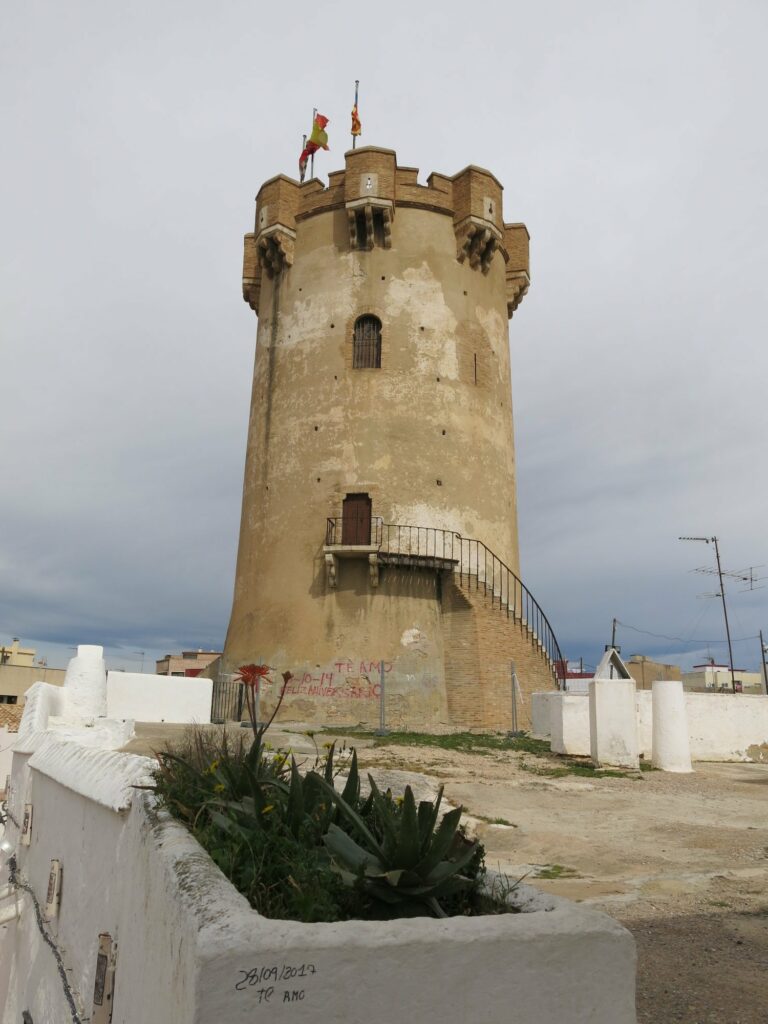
[473,814,517,827]
[320,730,551,757]
[519,758,641,781]
[535,864,580,880]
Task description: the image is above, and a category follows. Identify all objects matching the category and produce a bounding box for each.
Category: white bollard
[589,678,639,769]
[62,644,108,721]
[652,679,693,772]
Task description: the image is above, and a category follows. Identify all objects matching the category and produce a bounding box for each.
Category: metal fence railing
[211,677,244,724]
[325,518,565,689]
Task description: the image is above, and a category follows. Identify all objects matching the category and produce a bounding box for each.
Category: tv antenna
[679,535,736,692]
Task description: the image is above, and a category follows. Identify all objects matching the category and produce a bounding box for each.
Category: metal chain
[1,797,19,828]
[7,856,85,1024]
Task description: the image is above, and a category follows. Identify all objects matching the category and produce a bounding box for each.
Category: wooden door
[342,493,372,545]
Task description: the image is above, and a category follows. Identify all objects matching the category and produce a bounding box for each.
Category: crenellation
[395,166,420,186]
[254,174,300,234]
[250,151,526,305]
[503,224,530,317]
[242,232,261,311]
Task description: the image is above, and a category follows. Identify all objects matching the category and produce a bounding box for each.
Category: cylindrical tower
[224,146,558,729]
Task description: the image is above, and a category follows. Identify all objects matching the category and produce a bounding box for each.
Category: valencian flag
[299,113,329,182]
[351,80,361,147]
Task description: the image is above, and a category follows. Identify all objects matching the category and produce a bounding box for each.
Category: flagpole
[311,107,317,179]
[353,80,359,149]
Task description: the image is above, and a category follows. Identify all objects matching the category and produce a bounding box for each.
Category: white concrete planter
[139,798,637,1024]
[2,738,636,1024]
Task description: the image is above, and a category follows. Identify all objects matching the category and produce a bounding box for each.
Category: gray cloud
[2,1,767,674]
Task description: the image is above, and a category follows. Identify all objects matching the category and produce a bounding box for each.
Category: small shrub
[151,667,498,922]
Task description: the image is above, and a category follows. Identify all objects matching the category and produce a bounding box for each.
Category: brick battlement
[243,146,529,318]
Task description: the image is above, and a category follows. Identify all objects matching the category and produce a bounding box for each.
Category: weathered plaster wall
[106,671,213,724]
[223,148,560,731]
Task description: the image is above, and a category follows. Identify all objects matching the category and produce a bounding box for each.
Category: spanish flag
[351,103,361,137]
[299,113,330,181]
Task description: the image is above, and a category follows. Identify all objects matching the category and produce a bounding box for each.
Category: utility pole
[711,537,736,693]
[679,535,736,693]
[760,630,768,696]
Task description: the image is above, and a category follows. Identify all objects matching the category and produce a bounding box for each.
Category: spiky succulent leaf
[340,749,360,805]
[323,822,385,875]
[417,785,443,852]
[313,775,385,859]
[398,787,421,868]
[415,806,463,875]
[366,776,399,858]
[286,757,305,836]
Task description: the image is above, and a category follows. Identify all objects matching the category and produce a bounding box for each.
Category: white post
[651,679,693,772]
[62,644,107,721]
[589,678,639,769]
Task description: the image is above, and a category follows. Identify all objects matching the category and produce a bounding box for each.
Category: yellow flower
[262,804,275,815]
[206,759,219,775]
[214,783,225,793]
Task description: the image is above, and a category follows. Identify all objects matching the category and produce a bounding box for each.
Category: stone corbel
[256,226,296,277]
[368,552,379,588]
[506,271,530,318]
[346,199,394,250]
[325,553,338,589]
[455,217,501,274]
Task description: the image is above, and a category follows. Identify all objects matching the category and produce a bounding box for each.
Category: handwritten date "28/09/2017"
[235,963,317,993]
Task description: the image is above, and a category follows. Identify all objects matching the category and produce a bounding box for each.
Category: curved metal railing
[325,517,565,688]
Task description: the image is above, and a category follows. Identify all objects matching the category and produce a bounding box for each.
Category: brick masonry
[443,575,557,730]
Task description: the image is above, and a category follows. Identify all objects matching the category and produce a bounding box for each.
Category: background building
[682,660,765,694]
[223,145,563,729]
[155,650,221,678]
[625,654,682,691]
[0,638,66,706]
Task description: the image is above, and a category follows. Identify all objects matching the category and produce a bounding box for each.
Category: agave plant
[208,743,363,842]
[318,776,480,918]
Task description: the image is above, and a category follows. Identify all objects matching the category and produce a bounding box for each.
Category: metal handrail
[325,517,565,688]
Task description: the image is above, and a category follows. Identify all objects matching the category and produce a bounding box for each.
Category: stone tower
[224,146,562,728]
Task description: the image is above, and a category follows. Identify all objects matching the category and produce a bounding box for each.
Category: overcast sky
[2,1,767,675]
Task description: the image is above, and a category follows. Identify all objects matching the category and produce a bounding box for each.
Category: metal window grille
[353,315,382,368]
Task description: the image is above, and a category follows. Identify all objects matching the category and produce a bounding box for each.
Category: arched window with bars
[353,315,382,369]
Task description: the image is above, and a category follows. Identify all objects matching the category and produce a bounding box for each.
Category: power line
[615,620,759,646]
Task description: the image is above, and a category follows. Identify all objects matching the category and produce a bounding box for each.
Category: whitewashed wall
[106,671,212,723]
[0,741,636,1024]
[530,692,557,739]
[0,729,14,793]
[536,690,768,762]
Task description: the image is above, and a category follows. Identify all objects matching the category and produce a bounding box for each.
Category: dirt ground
[131,724,768,1022]
[347,740,768,1024]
